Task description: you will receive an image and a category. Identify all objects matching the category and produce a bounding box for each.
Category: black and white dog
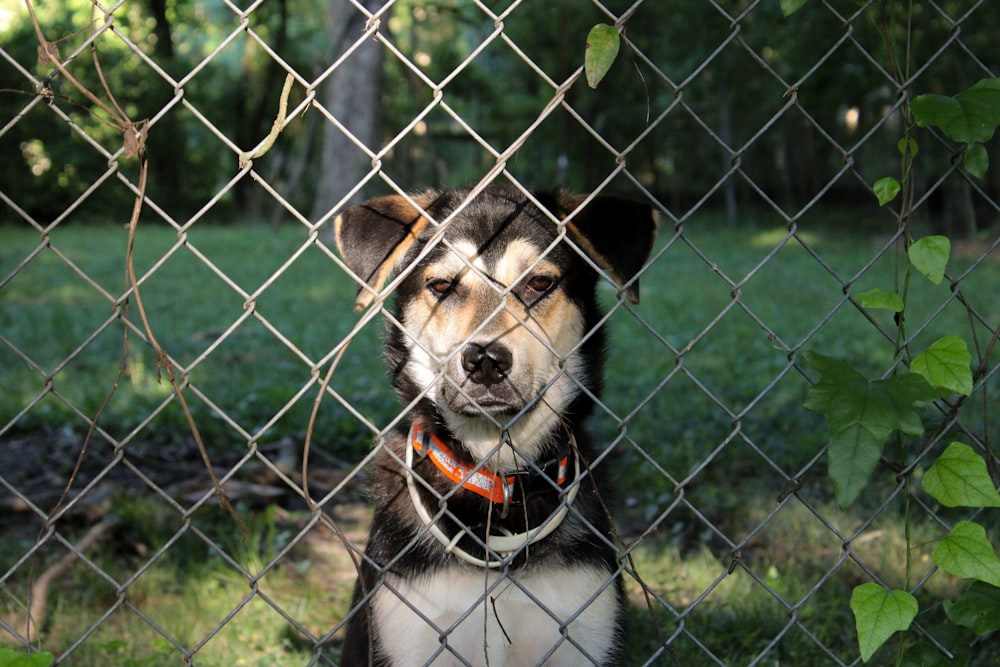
[334,185,656,666]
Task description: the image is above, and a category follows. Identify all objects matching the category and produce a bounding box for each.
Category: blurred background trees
[1,0,998,235]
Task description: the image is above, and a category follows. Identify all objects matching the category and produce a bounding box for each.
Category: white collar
[403,422,581,569]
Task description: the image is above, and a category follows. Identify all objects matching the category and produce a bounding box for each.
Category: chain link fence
[2,0,999,665]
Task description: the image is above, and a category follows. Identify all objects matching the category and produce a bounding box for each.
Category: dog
[333,184,656,666]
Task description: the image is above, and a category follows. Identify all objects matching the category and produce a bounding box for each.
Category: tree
[311,0,385,220]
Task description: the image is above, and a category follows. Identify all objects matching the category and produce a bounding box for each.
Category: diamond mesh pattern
[2,1,998,665]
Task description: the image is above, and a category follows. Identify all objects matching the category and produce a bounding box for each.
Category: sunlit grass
[1,498,358,666]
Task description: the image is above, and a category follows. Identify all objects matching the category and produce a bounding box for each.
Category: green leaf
[897,136,919,157]
[585,24,620,89]
[804,352,937,509]
[908,235,951,285]
[0,647,55,667]
[933,521,1000,587]
[851,583,918,662]
[780,0,809,16]
[944,581,1000,635]
[900,623,974,666]
[923,442,1000,508]
[873,176,901,205]
[856,288,904,312]
[964,142,988,179]
[912,78,1000,143]
[911,336,972,396]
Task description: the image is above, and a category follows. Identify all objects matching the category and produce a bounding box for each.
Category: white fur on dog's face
[400,239,587,470]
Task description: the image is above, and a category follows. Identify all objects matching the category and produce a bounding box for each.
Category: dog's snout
[461,343,512,387]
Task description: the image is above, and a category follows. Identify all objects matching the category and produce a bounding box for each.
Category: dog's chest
[371,563,620,666]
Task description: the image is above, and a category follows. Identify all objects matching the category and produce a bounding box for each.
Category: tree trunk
[719,95,738,225]
[311,0,386,221]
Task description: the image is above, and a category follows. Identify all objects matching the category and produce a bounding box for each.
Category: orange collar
[408,423,570,513]
[410,423,515,506]
[404,422,580,567]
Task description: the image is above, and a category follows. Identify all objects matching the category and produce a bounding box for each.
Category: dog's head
[334,185,656,467]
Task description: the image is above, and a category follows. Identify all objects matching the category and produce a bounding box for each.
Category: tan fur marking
[414,240,566,347]
[362,202,432,310]
[492,240,546,287]
[365,214,428,308]
[400,237,586,466]
[333,214,346,259]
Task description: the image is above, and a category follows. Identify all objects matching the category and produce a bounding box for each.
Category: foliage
[800,72,1000,665]
[0,0,329,223]
[804,351,940,509]
[584,23,620,88]
[851,583,918,663]
[0,648,54,667]
[4,1,1000,226]
[912,78,1000,179]
[923,443,1000,510]
[785,6,999,665]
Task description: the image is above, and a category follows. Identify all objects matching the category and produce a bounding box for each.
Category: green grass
[2,497,350,666]
[2,215,999,665]
[0,221,392,456]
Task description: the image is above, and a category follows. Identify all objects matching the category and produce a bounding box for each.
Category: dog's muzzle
[461,342,512,387]
[444,341,525,415]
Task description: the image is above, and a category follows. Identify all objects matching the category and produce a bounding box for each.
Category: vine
[788,5,1000,663]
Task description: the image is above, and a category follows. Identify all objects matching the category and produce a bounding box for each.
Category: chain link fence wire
[1,0,999,665]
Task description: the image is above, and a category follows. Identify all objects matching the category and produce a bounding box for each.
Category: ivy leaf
[851,583,918,663]
[912,78,1000,144]
[944,581,1000,635]
[873,176,901,206]
[804,352,937,509]
[964,142,988,179]
[585,24,620,89]
[910,335,973,396]
[908,235,950,285]
[0,648,55,667]
[900,623,974,666]
[856,288,904,312]
[933,520,1000,587]
[923,442,1000,508]
[897,136,918,157]
[780,0,809,16]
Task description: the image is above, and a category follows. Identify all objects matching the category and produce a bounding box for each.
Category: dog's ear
[556,193,657,304]
[333,193,436,310]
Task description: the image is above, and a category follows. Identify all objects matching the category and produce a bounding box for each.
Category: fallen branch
[21,519,120,643]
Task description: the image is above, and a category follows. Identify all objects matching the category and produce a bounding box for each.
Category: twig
[121,158,247,537]
[22,518,120,643]
[24,0,120,123]
[23,0,145,157]
[22,0,243,577]
[239,73,295,168]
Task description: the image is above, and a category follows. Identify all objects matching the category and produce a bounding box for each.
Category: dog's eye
[525,275,556,294]
[426,278,455,297]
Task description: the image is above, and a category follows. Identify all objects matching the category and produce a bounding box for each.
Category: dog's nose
[461,343,512,387]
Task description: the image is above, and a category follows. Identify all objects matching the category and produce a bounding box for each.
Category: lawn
[1,213,998,665]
